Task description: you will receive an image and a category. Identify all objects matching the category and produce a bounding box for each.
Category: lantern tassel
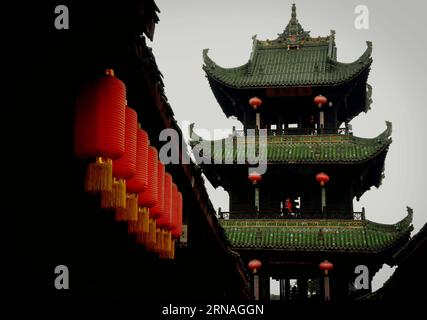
[128,206,142,238]
[165,231,173,259]
[127,193,138,221]
[143,208,150,233]
[147,219,156,250]
[101,178,126,210]
[84,157,113,193]
[155,228,162,255]
[168,239,175,259]
[116,193,138,222]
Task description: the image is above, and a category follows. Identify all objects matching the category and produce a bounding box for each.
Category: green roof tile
[203,36,372,89]
[191,122,392,164]
[220,210,413,252]
[203,5,372,89]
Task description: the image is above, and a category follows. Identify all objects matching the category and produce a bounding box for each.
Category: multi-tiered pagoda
[190,4,413,301]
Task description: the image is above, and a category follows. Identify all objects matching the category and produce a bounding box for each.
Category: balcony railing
[232,127,351,136]
[217,208,366,221]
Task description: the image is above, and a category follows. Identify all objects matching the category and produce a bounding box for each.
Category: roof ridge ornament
[277,3,310,47]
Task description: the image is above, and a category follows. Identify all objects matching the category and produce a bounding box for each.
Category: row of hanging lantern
[74,68,183,259]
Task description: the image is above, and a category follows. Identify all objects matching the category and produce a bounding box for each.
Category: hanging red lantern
[126,128,149,193]
[319,260,334,274]
[138,146,159,208]
[314,94,327,107]
[74,68,126,193]
[161,183,178,258]
[116,128,148,222]
[171,191,183,239]
[168,189,182,260]
[169,183,179,230]
[248,172,262,185]
[156,173,173,258]
[135,146,158,245]
[142,161,165,250]
[249,96,262,110]
[316,172,330,187]
[101,106,137,210]
[150,161,165,220]
[156,173,173,230]
[248,259,262,274]
[112,107,138,179]
[128,145,158,245]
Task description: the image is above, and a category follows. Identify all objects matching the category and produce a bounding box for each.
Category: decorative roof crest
[277,3,310,47]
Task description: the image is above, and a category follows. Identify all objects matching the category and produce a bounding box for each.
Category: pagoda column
[279,279,285,300]
[249,172,262,212]
[249,97,262,130]
[285,278,290,300]
[248,259,262,300]
[314,95,328,133]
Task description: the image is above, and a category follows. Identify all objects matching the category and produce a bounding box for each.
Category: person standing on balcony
[308,115,316,135]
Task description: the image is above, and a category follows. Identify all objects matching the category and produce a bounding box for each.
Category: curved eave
[202,41,372,89]
[202,48,249,83]
[220,207,413,253]
[190,121,392,165]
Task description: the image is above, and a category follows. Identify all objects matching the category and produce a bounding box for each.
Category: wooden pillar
[279,279,285,300]
[253,273,260,301]
[285,278,290,300]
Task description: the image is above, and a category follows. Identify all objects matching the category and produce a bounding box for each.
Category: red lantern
[316,172,330,187]
[126,128,149,193]
[138,146,158,208]
[116,128,148,222]
[319,260,334,273]
[155,173,174,259]
[101,106,137,210]
[248,259,262,273]
[169,183,179,231]
[156,173,173,229]
[249,96,262,110]
[74,68,126,192]
[130,146,158,240]
[248,172,262,185]
[150,161,165,220]
[171,191,183,239]
[112,107,137,179]
[314,94,327,107]
[145,161,165,251]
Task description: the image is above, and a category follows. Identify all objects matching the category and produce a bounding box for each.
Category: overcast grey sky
[150,0,427,293]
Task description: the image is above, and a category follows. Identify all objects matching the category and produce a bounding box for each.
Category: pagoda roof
[190,121,391,165]
[220,208,413,253]
[203,5,372,89]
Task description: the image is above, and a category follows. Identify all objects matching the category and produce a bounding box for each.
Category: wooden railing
[217,208,366,221]
[233,127,350,136]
